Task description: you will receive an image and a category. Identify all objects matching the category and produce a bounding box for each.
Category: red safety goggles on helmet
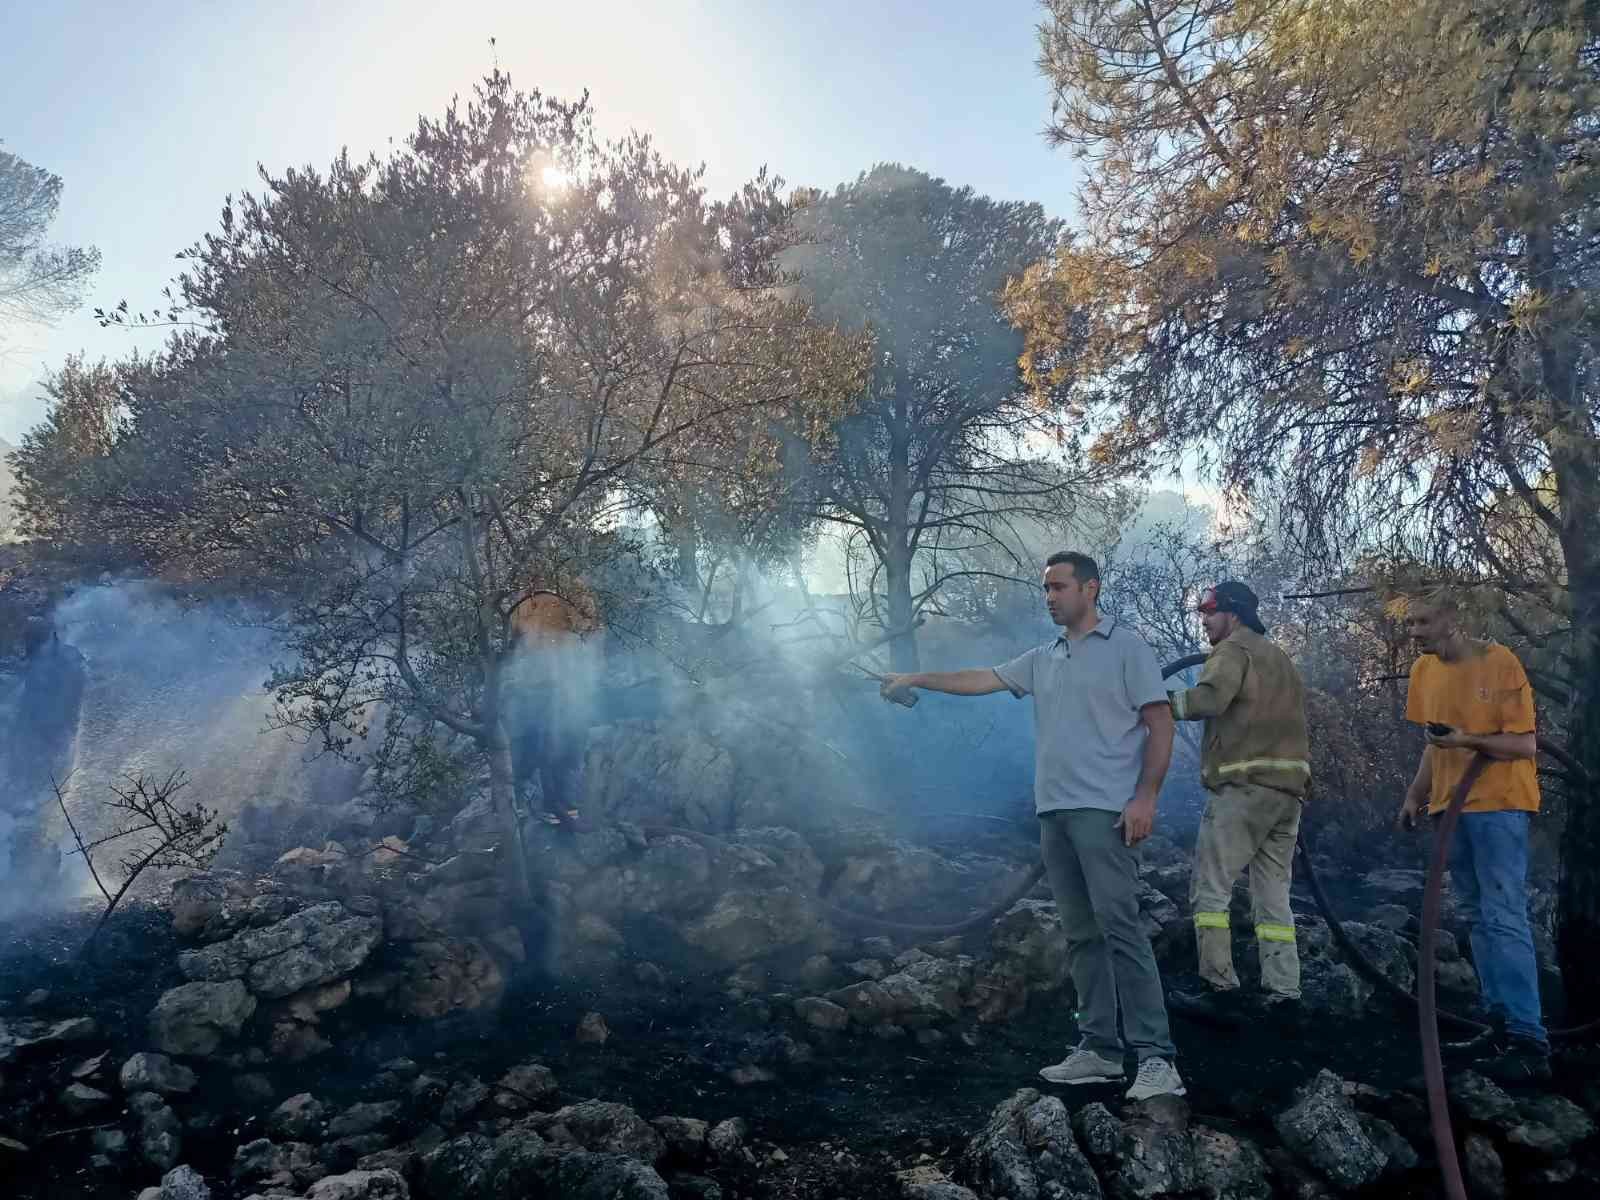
[1196,587,1221,615]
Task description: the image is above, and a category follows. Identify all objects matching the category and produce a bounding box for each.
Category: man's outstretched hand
[879,673,918,704]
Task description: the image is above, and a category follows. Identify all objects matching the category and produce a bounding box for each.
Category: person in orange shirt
[1397,591,1547,1084]
[504,584,604,830]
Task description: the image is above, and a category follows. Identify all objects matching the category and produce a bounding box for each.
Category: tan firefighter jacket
[1169,625,1311,799]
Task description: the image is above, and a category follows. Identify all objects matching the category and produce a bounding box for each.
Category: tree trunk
[884,542,920,672]
[884,371,919,672]
[1551,499,1600,1022]
[1555,623,1600,1022]
[673,515,701,595]
[480,652,532,910]
[484,722,534,909]
[1544,345,1600,1021]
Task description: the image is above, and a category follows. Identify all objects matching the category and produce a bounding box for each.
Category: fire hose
[1418,756,1489,1200]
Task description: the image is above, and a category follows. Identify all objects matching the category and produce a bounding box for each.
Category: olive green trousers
[1189,782,1302,998]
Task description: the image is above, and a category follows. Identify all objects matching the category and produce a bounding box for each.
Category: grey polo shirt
[993,615,1169,815]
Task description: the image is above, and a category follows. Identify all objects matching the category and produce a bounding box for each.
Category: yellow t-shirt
[1406,642,1540,814]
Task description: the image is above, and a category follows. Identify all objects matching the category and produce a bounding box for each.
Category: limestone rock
[877,971,956,1023]
[617,836,715,918]
[1360,1115,1419,1174]
[683,888,831,966]
[9,1016,98,1054]
[268,1018,333,1063]
[492,1062,558,1111]
[59,1082,113,1116]
[1448,1071,1519,1125]
[282,979,354,1022]
[896,1164,981,1200]
[1273,1070,1388,1191]
[120,1052,198,1096]
[234,1072,276,1106]
[150,980,256,1057]
[170,871,254,940]
[1338,922,1416,993]
[1137,879,1182,940]
[1365,903,1413,932]
[420,1133,495,1200]
[794,953,835,989]
[1509,1093,1596,1158]
[1190,1125,1271,1199]
[651,1117,708,1161]
[178,901,383,999]
[970,961,1030,1024]
[1462,1133,1505,1200]
[304,1168,409,1200]
[327,1101,401,1140]
[583,720,738,833]
[964,1087,1103,1200]
[131,1091,183,1171]
[153,1164,212,1200]
[387,939,504,1019]
[794,996,849,1032]
[231,1138,322,1192]
[69,1049,108,1079]
[706,1118,748,1165]
[1436,959,1480,995]
[502,1148,669,1200]
[269,1093,328,1141]
[899,955,975,1017]
[988,900,1069,990]
[1298,959,1373,1019]
[575,1012,610,1045]
[1073,1102,1122,1162]
[537,1101,665,1163]
[824,981,896,1024]
[1106,1098,1197,1199]
[829,843,990,917]
[1263,1148,1337,1199]
[440,1079,489,1126]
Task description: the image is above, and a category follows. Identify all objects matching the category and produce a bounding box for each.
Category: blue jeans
[1448,811,1548,1049]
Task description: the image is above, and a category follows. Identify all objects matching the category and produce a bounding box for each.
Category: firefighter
[1165,582,1312,1023]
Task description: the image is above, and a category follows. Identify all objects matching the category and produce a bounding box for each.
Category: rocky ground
[3,799,1598,1200]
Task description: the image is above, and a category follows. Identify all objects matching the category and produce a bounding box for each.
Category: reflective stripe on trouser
[1189,782,1303,997]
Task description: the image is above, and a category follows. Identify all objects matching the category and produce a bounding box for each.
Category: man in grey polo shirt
[879,551,1184,1100]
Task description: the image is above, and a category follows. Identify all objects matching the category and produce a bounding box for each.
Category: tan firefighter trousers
[1189,782,1302,998]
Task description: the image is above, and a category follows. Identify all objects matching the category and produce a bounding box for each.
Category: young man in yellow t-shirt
[1397,594,1547,1084]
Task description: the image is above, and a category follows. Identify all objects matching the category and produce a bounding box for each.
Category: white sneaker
[1125,1056,1186,1100]
[1038,1043,1126,1086]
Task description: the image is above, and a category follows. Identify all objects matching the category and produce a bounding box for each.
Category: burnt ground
[2,867,1596,1200]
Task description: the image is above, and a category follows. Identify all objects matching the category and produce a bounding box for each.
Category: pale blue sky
[0,0,1081,443]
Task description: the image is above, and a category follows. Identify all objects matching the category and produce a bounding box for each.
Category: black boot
[1260,993,1304,1031]
[1475,1036,1552,1086]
